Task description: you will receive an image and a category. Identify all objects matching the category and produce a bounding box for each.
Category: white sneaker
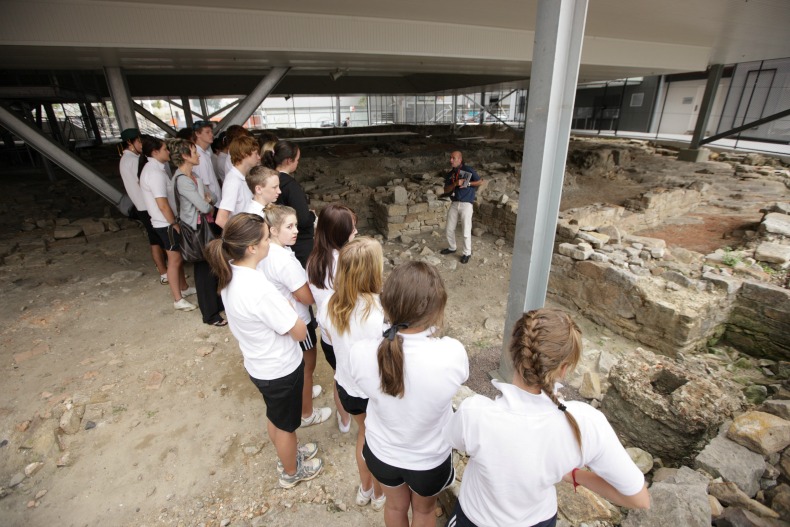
[312,385,323,399]
[300,407,331,427]
[371,493,386,511]
[356,485,373,506]
[159,273,168,285]
[276,442,319,474]
[174,298,197,311]
[181,286,197,297]
[337,410,351,433]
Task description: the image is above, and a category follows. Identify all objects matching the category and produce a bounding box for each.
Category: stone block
[579,372,602,400]
[556,220,579,240]
[602,348,743,464]
[626,447,653,474]
[622,234,666,249]
[392,186,408,205]
[695,436,765,497]
[755,242,790,268]
[556,481,620,524]
[622,482,710,527]
[708,481,779,519]
[762,212,790,236]
[727,411,790,455]
[558,243,593,261]
[576,230,609,248]
[387,204,409,217]
[597,225,622,244]
[53,226,83,239]
[408,202,428,214]
[761,400,790,421]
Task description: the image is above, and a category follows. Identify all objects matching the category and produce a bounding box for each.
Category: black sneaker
[461,255,471,264]
[440,248,456,255]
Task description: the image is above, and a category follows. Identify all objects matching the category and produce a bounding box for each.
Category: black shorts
[299,317,317,352]
[321,338,336,371]
[337,382,368,415]
[362,441,454,497]
[130,207,163,247]
[154,226,181,252]
[249,361,305,433]
[446,502,557,527]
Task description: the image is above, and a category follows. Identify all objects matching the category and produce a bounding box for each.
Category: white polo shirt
[139,158,172,229]
[221,264,302,380]
[119,150,146,211]
[213,151,227,183]
[245,199,265,217]
[443,380,645,527]
[317,295,385,398]
[309,249,339,323]
[217,166,252,217]
[350,328,469,469]
[195,143,222,201]
[259,243,311,325]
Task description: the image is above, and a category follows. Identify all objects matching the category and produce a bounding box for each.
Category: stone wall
[371,185,450,240]
[723,281,790,360]
[548,256,735,356]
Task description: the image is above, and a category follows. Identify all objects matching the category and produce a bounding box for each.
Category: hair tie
[382,323,409,341]
[557,403,567,412]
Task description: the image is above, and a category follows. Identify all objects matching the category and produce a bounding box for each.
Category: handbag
[170,174,219,262]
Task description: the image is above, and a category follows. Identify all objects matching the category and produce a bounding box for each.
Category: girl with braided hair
[443,308,649,527]
[349,261,468,527]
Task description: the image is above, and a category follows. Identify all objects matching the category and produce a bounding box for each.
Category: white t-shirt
[309,249,339,325]
[139,158,172,228]
[350,328,469,469]
[318,295,385,398]
[259,243,311,325]
[217,166,252,217]
[224,152,233,176]
[195,144,222,201]
[119,150,146,211]
[245,199,265,217]
[443,380,645,527]
[221,264,302,380]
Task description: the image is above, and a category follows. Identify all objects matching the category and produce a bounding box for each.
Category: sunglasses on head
[192,120,213,131]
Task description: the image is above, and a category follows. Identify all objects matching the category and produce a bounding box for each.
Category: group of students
[120,125,650,527]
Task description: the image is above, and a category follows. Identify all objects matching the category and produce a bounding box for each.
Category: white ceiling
[0,0,789,94]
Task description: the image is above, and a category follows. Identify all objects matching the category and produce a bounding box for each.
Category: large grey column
[0,105,123,206]
[217,67,289,131]
[498,0,589,381]
[678,64,724,161]
[104,67,137,131]
[336,96,342,126]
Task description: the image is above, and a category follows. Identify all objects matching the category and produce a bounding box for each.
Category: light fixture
[329,69,346,81]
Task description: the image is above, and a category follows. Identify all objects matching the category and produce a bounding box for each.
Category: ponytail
[204,213,266,293]
[377,334,406,398]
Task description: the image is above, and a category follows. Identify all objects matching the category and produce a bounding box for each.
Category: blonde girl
[349,261,468,527]
[443,309,649,527]
[260,205,330,427]
[318,237,386,511]
[205,213,322,489]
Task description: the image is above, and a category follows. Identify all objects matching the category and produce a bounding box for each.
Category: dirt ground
[0,138,785,526]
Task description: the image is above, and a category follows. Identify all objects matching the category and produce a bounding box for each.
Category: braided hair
[510,309,583,452]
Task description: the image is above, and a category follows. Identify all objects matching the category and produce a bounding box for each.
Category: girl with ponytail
[205,213,324,489]
[443,309,649,527]
[349,261,468,527]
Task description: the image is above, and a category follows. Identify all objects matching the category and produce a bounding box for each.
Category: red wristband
[571,467,580,492]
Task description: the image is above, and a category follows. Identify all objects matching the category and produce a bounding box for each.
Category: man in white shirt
[193,120,222,202]
[119,128,168,284]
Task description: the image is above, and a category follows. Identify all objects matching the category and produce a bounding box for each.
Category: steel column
[217,67,289,131]
[498,0,589,381]
[104,67,137,131]
[181,96,194,128]
[690,64,725,149]
[133,103,176,137]
[0,105,123,207]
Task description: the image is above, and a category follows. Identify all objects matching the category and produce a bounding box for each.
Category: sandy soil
[0,138,785,526]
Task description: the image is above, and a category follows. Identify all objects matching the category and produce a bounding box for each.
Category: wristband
[571,467,580,492]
